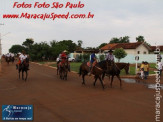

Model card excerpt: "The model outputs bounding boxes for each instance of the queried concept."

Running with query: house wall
[102,44,149,55]
[135,44,149,54]
[124,49,136,55]
[95,54,163,63]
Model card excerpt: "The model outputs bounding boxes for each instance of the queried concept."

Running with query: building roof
[151,45,163,51]
[100,42,151,51]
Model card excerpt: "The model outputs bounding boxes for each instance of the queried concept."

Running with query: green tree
[29,42,51,61]
[9,45,26,54]
[109,37,120,43]
[82,54,90,62]
[136,36,145,42]
[99,54,105,61]
[77,40,83,47]
[136,36,150,46]
[113,48,127,62]
[22,38,34,48]
[109,36,130,43]
[120,36,130,43]
[98,43,107,49]
[58,40,77,53]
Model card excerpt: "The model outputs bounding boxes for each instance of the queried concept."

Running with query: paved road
[0,61,162,122]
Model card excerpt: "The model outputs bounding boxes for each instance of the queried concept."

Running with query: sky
[0,0,163,54]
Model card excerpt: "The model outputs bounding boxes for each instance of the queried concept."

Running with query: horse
[11,57,15,64]
[18,58,29,81]
[115,63,130,74]
[5,56,11,64]
[59,59,69,80]
[79,60,114,89]
[102,61,122,87]
[102,63,129,82]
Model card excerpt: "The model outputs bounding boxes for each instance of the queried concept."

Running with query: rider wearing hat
[59,50,70,72]
[106,49,114,61]
[16,50,29,70]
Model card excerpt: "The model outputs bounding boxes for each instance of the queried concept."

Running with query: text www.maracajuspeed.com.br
[3,12,94,20]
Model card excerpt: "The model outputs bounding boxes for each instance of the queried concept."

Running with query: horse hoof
[82,82,85,85]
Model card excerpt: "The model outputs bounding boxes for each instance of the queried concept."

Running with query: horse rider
[5,53,11,61]
[6,53,11,58]
[57,53,62,65]
[88,51,97,76]
[105,49,114,61]
[59,50,70,72]
[16,50,29,70]
[10,53,14,58]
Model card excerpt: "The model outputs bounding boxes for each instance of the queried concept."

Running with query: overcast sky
[0,0,163,54]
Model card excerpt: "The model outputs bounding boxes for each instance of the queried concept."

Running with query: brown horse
[5,56,11,65]
[58,59,69,80]
[11,57,15,64]
[18,58,29,81]
[115,63,130,74]
[79,60,121,89]
[102,61,122,87]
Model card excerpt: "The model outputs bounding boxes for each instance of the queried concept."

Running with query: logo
[2,105,33,121]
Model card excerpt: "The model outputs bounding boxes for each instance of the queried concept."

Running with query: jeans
[144,71,148,79]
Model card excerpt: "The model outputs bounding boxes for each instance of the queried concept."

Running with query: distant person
[158,60,163,77]
[140,61,145,79]
[88,51,97,76]
[6,53,11,58]
[143,61,149,79]
[10,53,14,58]
[136,65,141,79]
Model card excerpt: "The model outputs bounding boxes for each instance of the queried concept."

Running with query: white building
[100,42,151,55]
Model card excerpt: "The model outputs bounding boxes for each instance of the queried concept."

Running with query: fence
[70,53,163,64]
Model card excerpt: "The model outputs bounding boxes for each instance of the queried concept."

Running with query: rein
[94,66,103,71]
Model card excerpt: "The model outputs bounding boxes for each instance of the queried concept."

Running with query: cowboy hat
[108,49,113,53]
[63,50,68,52]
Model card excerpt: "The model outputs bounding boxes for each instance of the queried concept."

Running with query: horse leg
[22,70,24,80]
[57,66,58,75]
[102,72,105,80]
[19,70,20,79]
[25,71,28,81]
[116,75,122,87]
[82,74,86,85]
[93,75,98,86]
[110,75,114,87]
[99,76,105,89]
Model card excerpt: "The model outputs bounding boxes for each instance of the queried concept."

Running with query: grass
[38,62,155,75]
[149,63,156,69]
[38,62,46,64]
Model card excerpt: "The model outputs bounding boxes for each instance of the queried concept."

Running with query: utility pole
[0,23,4,57]
[0,23,4,72]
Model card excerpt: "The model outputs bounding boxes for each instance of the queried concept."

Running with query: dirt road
[0,61,162,122]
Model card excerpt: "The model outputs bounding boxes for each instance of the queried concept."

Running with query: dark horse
[11,57,15,64]
[79,60,121,89]
[59,59,69,80]
[18,58,29,81]
[5,56,11,64]
[102,61,122,87]
[115,63,130,74]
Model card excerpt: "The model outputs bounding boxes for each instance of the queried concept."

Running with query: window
[144,51,147,54]
[137,51,140,54]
